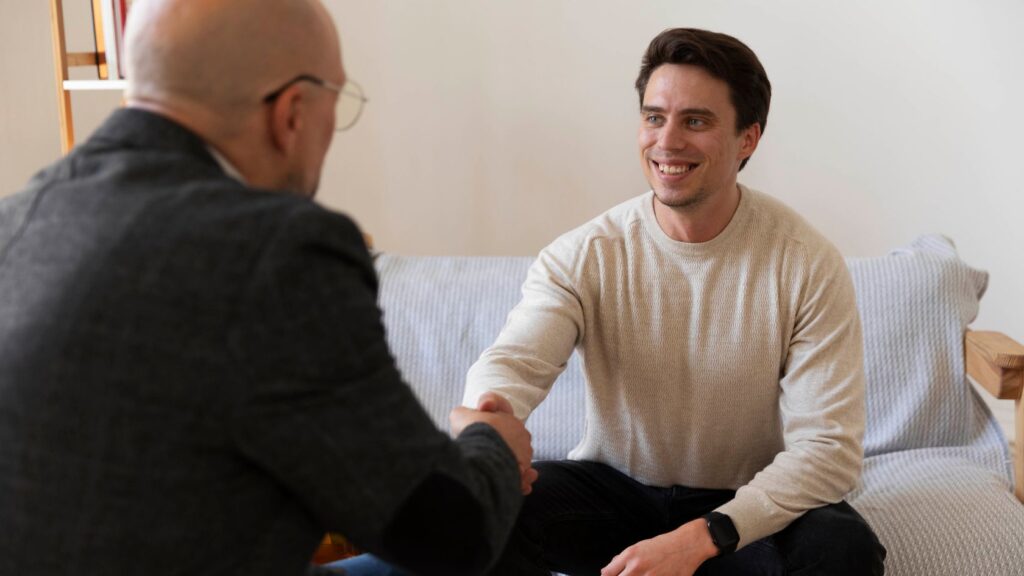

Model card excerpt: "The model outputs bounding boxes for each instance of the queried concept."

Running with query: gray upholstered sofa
[374,235,1024,575]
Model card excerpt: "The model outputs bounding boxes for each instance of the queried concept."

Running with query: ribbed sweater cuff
[714,491,785,550]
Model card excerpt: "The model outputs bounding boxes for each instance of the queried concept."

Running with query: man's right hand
[600,519,718,576]
[449,392,538,494]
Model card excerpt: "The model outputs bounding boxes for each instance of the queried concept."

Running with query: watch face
[705,512,739,554]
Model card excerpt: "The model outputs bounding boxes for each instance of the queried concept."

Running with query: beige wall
[3,0,1022,430]
[321,0,1024,432]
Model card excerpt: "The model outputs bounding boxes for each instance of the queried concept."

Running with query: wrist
[678,518,719,562]
[701,511,739,556]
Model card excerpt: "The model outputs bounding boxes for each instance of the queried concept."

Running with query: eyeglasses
[262,74,369,131]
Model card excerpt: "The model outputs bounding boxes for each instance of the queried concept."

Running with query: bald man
[0,1,530,575]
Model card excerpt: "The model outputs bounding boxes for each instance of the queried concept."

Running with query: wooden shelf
[50,0,126,154]
[63,79,127,91]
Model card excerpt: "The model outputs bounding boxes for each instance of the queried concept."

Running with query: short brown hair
[635,28,771,170]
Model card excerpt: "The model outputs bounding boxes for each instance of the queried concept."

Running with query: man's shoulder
[6,140,365,283]
[90,138,363,253]
[155,188,369,288]
[236,192,366,255]
[542,192,648,258]
[68,107,361,241]
[744,187,842,263]
[195,185,358,237]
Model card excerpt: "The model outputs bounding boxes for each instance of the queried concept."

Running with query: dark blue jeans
[332,460,886,576]
[491,460,886,576]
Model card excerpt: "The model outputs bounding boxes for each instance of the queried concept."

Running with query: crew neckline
[639,183,753,255]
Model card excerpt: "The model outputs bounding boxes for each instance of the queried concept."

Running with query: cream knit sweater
[464,185,866,548]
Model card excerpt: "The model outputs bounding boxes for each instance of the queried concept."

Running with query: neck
[208,134,287,192]
[126,99,288,191]
[653,183,742,243]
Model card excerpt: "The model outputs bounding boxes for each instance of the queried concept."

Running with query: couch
[373,234,1024,575]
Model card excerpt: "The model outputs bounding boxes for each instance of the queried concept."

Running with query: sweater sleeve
[463,236,585,420]
[228,203,523,575]
[715,245,866,548]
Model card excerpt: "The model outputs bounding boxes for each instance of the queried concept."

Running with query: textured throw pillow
[847,235,993,456]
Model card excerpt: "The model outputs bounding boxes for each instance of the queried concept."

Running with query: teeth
[658,163,692,175]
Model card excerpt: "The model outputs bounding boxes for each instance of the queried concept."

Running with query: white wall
[3,0,1021,431]
[318,0,1024,431]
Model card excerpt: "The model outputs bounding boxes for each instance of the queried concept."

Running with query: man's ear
[267,87,305,156]
[737,122,762,162]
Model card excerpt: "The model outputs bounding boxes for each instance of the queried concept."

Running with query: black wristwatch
[702,512,739,555]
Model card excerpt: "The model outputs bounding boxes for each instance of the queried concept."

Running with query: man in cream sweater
[459,28,886,576]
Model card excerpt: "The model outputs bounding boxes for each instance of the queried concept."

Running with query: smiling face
[638,64,760,212]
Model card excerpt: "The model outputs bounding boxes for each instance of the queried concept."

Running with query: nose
[657,121,688,152]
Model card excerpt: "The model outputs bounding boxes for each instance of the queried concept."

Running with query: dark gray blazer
[0,109,521,576]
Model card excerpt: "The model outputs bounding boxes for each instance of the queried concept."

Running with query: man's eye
[645,115,663,125]
[687,118,707,128]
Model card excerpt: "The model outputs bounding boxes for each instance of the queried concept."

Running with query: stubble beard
[653,185,712,212]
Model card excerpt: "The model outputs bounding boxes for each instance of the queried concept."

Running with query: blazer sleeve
[227,202,522,575]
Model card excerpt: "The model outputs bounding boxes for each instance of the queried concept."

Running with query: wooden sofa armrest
[965,330,1024,503]
[966,330,1024,399]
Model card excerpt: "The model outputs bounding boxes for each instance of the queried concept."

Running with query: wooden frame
[966,329,1024,502]
[49,0,124,155]
[49,0,76,154]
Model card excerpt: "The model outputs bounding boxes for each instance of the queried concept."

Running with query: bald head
[125,0,342,131]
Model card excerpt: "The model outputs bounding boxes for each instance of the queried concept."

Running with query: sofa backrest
[376,255,586,460]
[375,235,995,461]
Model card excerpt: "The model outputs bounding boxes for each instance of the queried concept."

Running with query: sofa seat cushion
[850,447,1024,575]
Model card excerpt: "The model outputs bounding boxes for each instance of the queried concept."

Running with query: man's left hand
[600,518,719,576]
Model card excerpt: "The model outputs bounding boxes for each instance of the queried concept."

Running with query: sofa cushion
[850,447,1024,574]
[846,235,999,456]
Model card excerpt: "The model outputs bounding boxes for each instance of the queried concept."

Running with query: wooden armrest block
[964,331,1024,503]
[966,331,1024,400]
[969,330,1024,369]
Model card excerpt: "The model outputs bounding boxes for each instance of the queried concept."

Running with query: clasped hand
[449,392,539,495]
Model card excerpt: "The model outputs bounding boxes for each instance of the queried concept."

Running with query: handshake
[450,392,539,495]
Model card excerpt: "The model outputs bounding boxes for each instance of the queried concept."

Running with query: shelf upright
[49,0,123,154]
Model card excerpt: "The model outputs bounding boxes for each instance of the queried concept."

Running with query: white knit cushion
[846,235,1002,456]
[849,447,1024,575]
